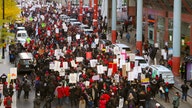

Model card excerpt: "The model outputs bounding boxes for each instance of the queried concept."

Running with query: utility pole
[2,0,5,59]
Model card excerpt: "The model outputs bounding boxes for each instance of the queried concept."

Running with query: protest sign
[128,72,134,81]
[95,38,99,44]
[54,61,61,71]
[119,97,124,108]
[71,60,77,67]
[10,68,17,79]
[114,74,119,83]
[126,62,131,71]
[129,53,135,61]
[49,62,55,70]
[59,68,65,76]
[122,65,127,77]
[107,68,112,76]
[69,73,77,83]
[63,62,68,69]
[103,66,108,72]
[92,75,100,81]
[97,65,104,74]
[76,34,80,40]
[76,57,84,62]
[90,59,98,67]
[86,52,92,60]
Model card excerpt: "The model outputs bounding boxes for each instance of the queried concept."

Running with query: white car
[109,43,131,54]
[135,56,149,69]
[16,30,29,45]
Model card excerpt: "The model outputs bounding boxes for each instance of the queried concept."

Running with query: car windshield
[22,33,28,37]
[20,59,32,65]
[138,59,147,63]
[17,33,22,37]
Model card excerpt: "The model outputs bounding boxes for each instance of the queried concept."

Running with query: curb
[173,86,192,98]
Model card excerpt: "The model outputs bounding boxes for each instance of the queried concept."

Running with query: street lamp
[2,0,5,59]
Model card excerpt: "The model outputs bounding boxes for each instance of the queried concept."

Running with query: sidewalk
[0,46,17,108]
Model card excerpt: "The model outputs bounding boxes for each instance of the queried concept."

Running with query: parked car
[109,43,131,54]
[135,56,149,69]
[15,52,35,73]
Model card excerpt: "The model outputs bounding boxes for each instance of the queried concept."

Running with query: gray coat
[172,96,180,108]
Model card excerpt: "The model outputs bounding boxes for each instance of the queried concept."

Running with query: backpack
[165,88,169,92]
[6,97,12,106]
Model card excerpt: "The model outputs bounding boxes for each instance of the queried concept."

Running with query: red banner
[86,52,92,60]
[79,0,83,22]
[68,0,71,15]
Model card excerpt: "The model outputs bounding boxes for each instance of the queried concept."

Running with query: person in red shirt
[63,84,70,104]
[167,58,172,69]
[55,83,65,108]
[4,96,12,108]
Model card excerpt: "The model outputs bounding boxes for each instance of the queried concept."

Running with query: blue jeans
[182,93,187,101]
[57,98,63,106]
[64,97,69,104]
[145,100,150,108]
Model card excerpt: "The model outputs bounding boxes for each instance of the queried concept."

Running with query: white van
[148,65,175,85]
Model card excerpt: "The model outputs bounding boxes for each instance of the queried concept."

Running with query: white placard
[126,62,131,71]
[69,73,77,83]
[63,62,68,69]
[10,68,17,79]
[114,46,120,55]
[133,66,142,73]
[107,68,112,76]
[105,46,109,52]
[55,28,59,33]
[141,73,145,80]
[113,59,118,64]
[84,81,90,87]
[71,60,76,67]
[119,98,124,108]
[128,72,134,81]
[54,49,62,57]
[76,57,84,62]
[129,53,135,61]
[76,34,80,40]
[54,61,61,71]
[97,65,104,74]
[155,43,159,48]
[90,59,98,67]
[95,38,99,44]
[67,36,72,43]
[49,62,55,70]
[59,68,65,76]
[135,61,139,67]
[92,75,100,81]
[114,74,119,83]
[161,49,165,56]
[163,52,167,60]
[119,59,126,69]
[103,66,108,72]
